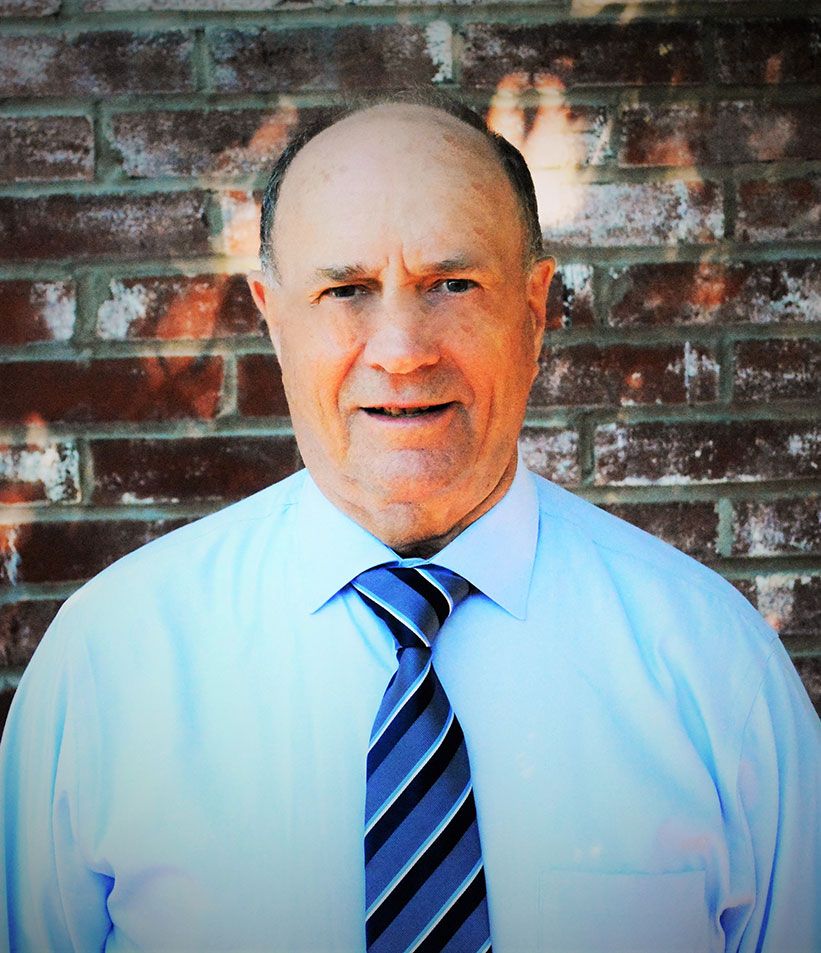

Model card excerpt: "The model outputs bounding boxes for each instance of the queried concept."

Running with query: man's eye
[324,285,362,300]
[434,278,476,294]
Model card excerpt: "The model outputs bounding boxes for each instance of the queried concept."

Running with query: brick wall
[0,0,818,720]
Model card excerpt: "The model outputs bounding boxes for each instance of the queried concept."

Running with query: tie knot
[352,564,470,649]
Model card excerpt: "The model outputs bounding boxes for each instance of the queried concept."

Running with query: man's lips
[361,401,456,418]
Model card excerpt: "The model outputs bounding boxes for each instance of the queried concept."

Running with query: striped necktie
[352,564,492,953]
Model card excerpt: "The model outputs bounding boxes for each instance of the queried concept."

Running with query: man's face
[250,105,554,554]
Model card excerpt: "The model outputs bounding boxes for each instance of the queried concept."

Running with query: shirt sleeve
[0,611,112,953]
[729,638,820,953]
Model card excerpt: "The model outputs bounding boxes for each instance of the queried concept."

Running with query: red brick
[546,264,594,330]
[517,427,579,486]
[0,518,186,585]
[539,181,722,247]
[601,501,719,561]
[96,274,262,341]
[0,0,59,14]
[736,178,821,243]
[0,116,93,182]
[0,192,210,262]
[0,599,62,668]
[0,442,79,505]
[0,357,223,425]
[0,31,194,98]
[237,353,289,418]
[110,106,334,179]
[620,102,821,167]
[606,261,821,327]
[714,19,820,85]
[461,22,705,89]
[734,339,820,402]
[594,421,820,486]
[487,101,613,169]
[0,279,76,344]
[733,498,821,557]
[530,343,718,408]
[91,435,299,504]
[792,657,821,713]
[211,25,440,93]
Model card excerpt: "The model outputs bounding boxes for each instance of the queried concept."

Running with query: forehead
[272,105,525,275]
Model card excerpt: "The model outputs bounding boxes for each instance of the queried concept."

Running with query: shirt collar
[295,456,539,620]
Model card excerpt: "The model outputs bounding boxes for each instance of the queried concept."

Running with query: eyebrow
[312,257,481,284]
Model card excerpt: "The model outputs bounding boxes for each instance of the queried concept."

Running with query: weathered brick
[0,442,80,505]
[461,22,705,89]
[594,421,820,486]
[745,574,820,644]
[216,190,260,258]
[620,102,821,167]
[109,106,334,179]
[734,339,821,402]
[539,181,722,247]
[530,343,718,408]
[733,498,821,557]
[0,279,76,344]
[606,261,821,327]
[487,100,613,168]
[211,25,440,93]
[0,192,211,262]
[517,427,579,486]
[0,0,60,14]
[601,501,719,561]
[236,353,289,417]
[96,274,262,341]
[0,31,194,98]
[0,357,223,425]
[546,264,594,330]
[91,435,299,504]
[0,518,186,586]
[736,178,821,243]
[0,116,93,182]
[714,19,820,85]
[0,599,62,668]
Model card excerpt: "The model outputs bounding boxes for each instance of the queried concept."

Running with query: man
[0,94,818,953]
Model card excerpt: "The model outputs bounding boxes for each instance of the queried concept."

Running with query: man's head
[248,95,554,557]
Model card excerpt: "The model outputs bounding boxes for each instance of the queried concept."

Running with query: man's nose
[361,296,440,375]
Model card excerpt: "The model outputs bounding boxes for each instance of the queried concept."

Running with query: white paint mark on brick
[754,573,810,632]
[425,21,453,83]
[2,528,21,587]
[97,280,150,339]
[0,442,80,503]
[30,281,75,341]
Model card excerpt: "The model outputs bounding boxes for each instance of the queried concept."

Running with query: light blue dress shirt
[0,463,818,953]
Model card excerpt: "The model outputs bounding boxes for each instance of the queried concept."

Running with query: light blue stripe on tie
[366,779,473,918]
[365,709,455,835]
[369,659,432,750]
[415,567,454,613]
[406,858,484,953]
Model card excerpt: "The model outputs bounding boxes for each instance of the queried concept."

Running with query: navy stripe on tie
[365,714,463,863]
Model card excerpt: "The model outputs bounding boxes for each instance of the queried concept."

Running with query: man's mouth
[363,402,453,418]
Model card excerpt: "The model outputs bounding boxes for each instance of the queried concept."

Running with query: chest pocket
[538,868,709,953]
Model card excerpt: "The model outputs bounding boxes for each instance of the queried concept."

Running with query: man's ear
[247,270,282,358]
[526,256,556,357]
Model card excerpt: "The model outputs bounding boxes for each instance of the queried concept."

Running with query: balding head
[258,94,543,278]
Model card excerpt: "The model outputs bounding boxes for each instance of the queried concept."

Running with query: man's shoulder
[64,469,307,610]
[530,471,768,633]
